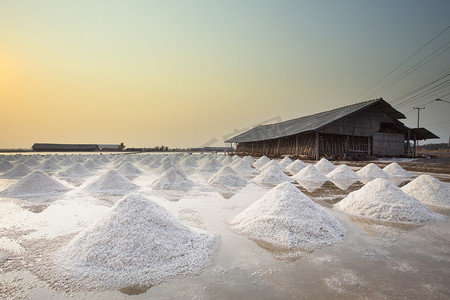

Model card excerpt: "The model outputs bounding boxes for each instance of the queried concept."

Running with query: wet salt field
[0,153,449,299]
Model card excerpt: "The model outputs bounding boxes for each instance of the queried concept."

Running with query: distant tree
[120,142,125,151]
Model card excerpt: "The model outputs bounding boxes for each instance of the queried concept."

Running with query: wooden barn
[226,99,438,159]
[32,143,122,152]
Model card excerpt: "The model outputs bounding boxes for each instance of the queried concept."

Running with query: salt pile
[23,157,40,168]
[220,155,233,166]
[37,160,62,172]
[0,170,71,197]
[292,165,328,192]
[87,170,138,193]
[58,158,74,167]
[356,163,389,180]
[83,160,101,171]
[243,155,255,165]
[152,167,194,191]
[231,159,260,176]
[54,193,217,289]
[279,156,293,168]
[383,162,413,178]
[0,160,14,172]
[197,157,223,173]
[326,165,361,190]
[259,160,287,173]
[179,155,198,170]
[314,158,336,174]
[336,178,441,224]
[253,156,271,169]
[286,159,307,174]
[402,175,450,209]
[0,163,32,179]
[117,162,143,176]
[208,166,248,187]
[253,165,293,185]
[57,163,92,178]
[229,182,346,251]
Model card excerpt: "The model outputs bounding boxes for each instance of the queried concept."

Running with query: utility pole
[413,107,425,128]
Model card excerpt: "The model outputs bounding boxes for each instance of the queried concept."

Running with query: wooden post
[263,141,266,155]
[413,134,417,158]
[367,137,371,156]
[315,132,319,160]
[276,139,280,156]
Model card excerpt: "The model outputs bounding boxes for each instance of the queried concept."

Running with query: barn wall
[372,133,405,156]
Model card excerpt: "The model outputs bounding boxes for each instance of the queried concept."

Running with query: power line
[354,26,449,100]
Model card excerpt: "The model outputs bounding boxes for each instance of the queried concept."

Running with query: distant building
[226,98,438,159]
[31,143,122,152]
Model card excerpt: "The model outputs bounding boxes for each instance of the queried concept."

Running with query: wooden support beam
[315,132,319,160]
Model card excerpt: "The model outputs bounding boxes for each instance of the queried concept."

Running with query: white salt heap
[0,170,71,197]
[58,158,74,167]
[179,155,198,170]
[230,182,346,250]
[87,170,138,193]
[83,160,101,171]
[231,159,260,176]
[292,165,328,192]
[152,167,194,191]
[279,156,293,168]
[356,163,389,179]
[117,162,143,176]
[57,163,92,178]
[243,155,255,165]
[383,162,413,178]
[259,160,287,173]
[326,164,361,190]
[197,156,223,173]
[336,178,441,224]
[314,158,336,174]
[286,159,307,174]
[23,157,40,168]
[253,165,293,185]
[253,156,271,169]
[0,163,32,179]
[54,193,217,289]
[220,155,233,166]
[402,175,450,209]
[0,160,14,172]
[208,166,248,187]
[37,160,62,172]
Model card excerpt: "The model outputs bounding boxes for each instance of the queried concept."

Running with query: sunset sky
[1,0,449,149]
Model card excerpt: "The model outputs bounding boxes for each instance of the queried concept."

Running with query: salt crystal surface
[231,160,260,176]
[293,165,328,182]
[253,165,293,185]
[315,158,336,174]
[253,156,271,169]
[279,156,293,168]
[0,170,71,197]
[356,163,389,179]
[336,178,441,224]
[54,193,217,288]
[383,163,413,178]
[259,160,287,173]
[86,170,138,193]
[22,157,40,168]
[0,160,14,172]
[117,162,143,176]
[152,167,194,191]
[286,159,307,174]
[326,164,361,190]
[207,166,248,187]
[0,163,32,179]
[57,163,92,178]
[402,175,450,209]
[197,157,223,173]
[36,160,62,172]
[58,158,74,167]
[179,155,198,170]
[230,182,346,250]
[83,160,101,171]
[243,155,255,165]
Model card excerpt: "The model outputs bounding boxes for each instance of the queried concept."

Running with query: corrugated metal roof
[410,128,439,140]
[226,98,405,143]
[32,143,98,150]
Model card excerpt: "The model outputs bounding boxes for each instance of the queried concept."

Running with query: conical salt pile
[279,156,293,168]
[253,156,271,169]
[0,163,32,179]
[0,170,70,197]
[23,157,40,168]
[259,160,287,173]
[336,178,441,224]
[230,182,346,250]
[83,160,101,171]
[0,160,14,172]
[87,170,138,193]
[286,159,307,175]
[402,175,450,209]
[58,158,74,167]
[356,163,389,179]
[383,162,413,178]
[54,193,217,289]
[117,162,143,176]
[197,157,223,173]
[57,163,92,178]
[37,160,62,172]
[326,164,361,190]
[314,158,336,174]
[208,166,248,187]
[231,159,260,176]
[219,155,233,166]
[253,165,293,185]
[293,165,328,192]
[243,155,255,165]
[179,155,198,170]
[152,167,194,191]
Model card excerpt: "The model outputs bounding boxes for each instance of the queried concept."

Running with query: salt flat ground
[0,154,449,299]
